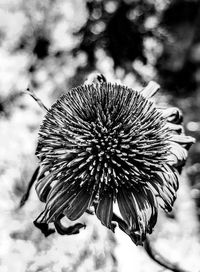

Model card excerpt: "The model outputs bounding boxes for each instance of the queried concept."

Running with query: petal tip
[141,81,160,99]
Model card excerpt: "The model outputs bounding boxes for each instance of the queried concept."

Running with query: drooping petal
[96,193,113,229]
[54,215,86,235]
[64,186,93,221]
[162,164,179,191]
[149,165,179,212]
[163,163,180,191]
[143,187,158,233]
[165,122,183,134]
[169,134,195,150]
[117,186,158,243]
[112,212,142,245]
[117,188,138,231]
[44,182,80,222]
[33,218,55,237]
[131,189,152,236]
[35,171,55,202]
[168,141,188,167]
[159,107,183,124]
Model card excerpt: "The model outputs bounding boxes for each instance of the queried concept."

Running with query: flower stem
[144,238,189,272]
[25,87,48,111]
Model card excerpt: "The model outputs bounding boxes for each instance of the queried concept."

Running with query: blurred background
[0,0,200,271]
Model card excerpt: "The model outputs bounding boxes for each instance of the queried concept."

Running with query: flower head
[34,75,195,244]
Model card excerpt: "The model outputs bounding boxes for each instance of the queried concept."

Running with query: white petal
[159,107,182,124]
[165,122,183,134]
[141,81,160,99]
[169,134,195,147]
[168,141,188,164]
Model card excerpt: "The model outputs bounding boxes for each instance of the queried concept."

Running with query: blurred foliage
[73,0,162,80]
[73,0,152,69]
[0,0,200,271]
[157,0,200,95]
[73,0,200,96]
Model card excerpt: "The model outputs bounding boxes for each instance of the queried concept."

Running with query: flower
[34,75,195,244]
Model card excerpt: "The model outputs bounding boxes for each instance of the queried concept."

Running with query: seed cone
[35,76,195,244]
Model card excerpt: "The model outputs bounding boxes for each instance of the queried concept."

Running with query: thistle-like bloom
[34,75,194,244]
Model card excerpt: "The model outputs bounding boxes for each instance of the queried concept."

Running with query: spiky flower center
[37,83,169,199]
